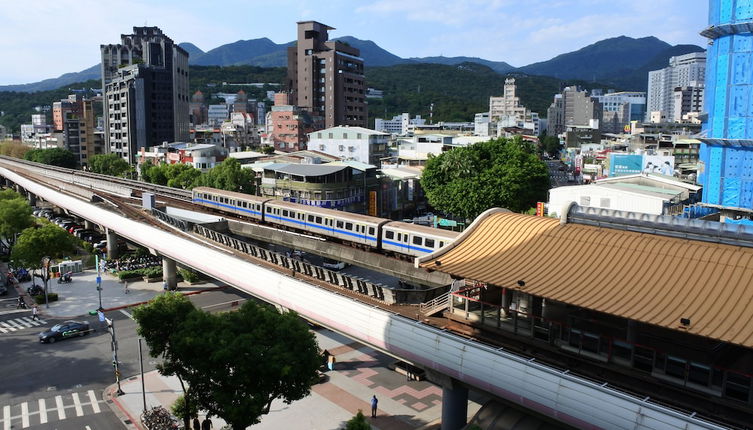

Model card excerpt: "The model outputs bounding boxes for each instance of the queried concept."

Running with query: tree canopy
[133,294,321,430]
[0,191,34,252]
[192,158,255,193]
[421,137,550,220]
[11,221,79,268]
[24,148,77,168]
[89,154,131,177]
[540,135,562,158]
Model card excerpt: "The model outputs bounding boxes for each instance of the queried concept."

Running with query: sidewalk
[105,329,482,430]
[2,264,222,319]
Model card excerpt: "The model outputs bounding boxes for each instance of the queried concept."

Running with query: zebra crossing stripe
[5,320,24,330]
[15,318,33,328]
[20,401,29,428]
[38,398,47,424]
[3,405,9,430]
[0,321,16,332]
[87,390,100,413]
[0,325,8,334]
[55,395,65,420]
[72,392,83,417]
[20,317,42,327]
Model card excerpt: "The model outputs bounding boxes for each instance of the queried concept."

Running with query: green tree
[132,293,198,430]
[421,137,550,220]
[540,135,562,158]
[0,194,34,252]
[165,163,201,189]
[133,297,321,430]
[142,163,169,186]
[344,410,371,430]
[89,154,131,177]
[171,393,199,424]
[10,222,79,268]
[192,158,254,193]
[24,147,77,168]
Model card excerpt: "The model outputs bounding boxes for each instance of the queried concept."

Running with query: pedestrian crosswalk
[0,390,104,429]
[0,317,46,333]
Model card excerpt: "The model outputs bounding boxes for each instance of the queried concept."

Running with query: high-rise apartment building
[52,94,84,132]
[546,87,602,136]
[647,52,706,122]
[286,21,367,129]
[100,26,189,163]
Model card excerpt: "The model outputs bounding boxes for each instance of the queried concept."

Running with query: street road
[0,288,247,429]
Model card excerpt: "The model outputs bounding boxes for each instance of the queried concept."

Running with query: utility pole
[95,254,104,311]
[41,257,51,309]
[106,316,125,396]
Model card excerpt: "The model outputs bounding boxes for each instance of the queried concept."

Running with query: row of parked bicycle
[104,254,162,272]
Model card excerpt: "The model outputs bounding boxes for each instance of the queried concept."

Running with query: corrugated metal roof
[417,209,753,348]
[272,164,349,176]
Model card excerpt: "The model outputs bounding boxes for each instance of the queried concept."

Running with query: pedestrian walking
[371,395,378,418]
[327,353,336,371]
[124,280,129,294]
[192,417,201,430]
[163,280,168,292]
[31,304,39,321]
[201,417,213,430]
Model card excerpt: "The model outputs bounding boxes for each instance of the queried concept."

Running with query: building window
[343,133,348,139]
[328,133,333,138]
[338,145,344,151]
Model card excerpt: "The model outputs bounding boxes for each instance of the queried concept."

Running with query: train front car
[381,221,460,258]
[192,187,267,222]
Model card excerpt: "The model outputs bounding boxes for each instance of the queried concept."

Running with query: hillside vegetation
[0,64,614,133]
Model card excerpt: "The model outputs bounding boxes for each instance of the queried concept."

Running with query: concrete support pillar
[84,220,94,229]
[27,193,36,207]
[162,257,177,291]
[106,228,119,260]
[441,382,468,430]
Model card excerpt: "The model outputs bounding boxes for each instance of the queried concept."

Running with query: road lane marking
[3,405,9,430]
[119,309,133,320]
[0,321,18,331]
[20,402,28,428]
[13,318,33,328]
[20,317,42,326]
[87,390,100,414]
[55,395,65,420]
[72,392,83,416]
[38,399,47,424]
[0,325,8,333]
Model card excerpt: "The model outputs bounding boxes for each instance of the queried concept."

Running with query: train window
[439,241,445,248]
[346,222,353,230]
[337,220,344,228]
[413,236,422,245]
[386,231,394,239]
[368,227,375,235]
[425,238,435,248]
[316,216,322,224]
[266,206,271,213]
[397,233,402,241]
[290,211,296,218]
[308,215,314,222]
[283,210,288,217]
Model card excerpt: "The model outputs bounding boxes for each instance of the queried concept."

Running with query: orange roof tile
[417,209,753,348]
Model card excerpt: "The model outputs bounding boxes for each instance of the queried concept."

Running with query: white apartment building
[488,78,540,136]
[374,113,426,135]
[647,52,706,122]
[474,112,491,137]
[207,104,230,126]
[307,126,389,166]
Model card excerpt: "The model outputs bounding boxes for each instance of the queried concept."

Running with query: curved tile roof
[418,209,753,348]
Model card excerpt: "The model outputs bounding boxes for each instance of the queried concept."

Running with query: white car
[322,260,347,271]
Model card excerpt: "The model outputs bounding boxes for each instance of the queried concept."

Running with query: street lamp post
[95,254,103,311]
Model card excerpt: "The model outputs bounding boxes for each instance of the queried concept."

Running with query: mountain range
[0,35,703,93]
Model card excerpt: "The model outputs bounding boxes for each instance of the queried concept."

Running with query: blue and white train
[192,187,459,258]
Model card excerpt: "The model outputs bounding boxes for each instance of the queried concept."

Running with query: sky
[0,0,708,85]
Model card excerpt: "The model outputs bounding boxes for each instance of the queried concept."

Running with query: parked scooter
[27,284,44,296]
[57,271,73,284]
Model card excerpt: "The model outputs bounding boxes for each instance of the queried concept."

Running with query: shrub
[170,394,198,423]
[118,270,145,280]
[33,292,58,304]
[178,268,200,283]
[142,267,163,278]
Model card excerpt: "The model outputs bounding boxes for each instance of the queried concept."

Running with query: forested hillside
[0,63,613,134]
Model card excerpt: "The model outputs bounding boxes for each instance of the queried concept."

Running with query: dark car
[39,320,91,343]
[0,284,7,296]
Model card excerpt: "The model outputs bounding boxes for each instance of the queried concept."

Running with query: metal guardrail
[151,208,189,231]
[193,224,395,304]
[419,292,449,316]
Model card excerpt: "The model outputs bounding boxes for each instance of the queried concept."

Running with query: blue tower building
[699,0,753,209]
